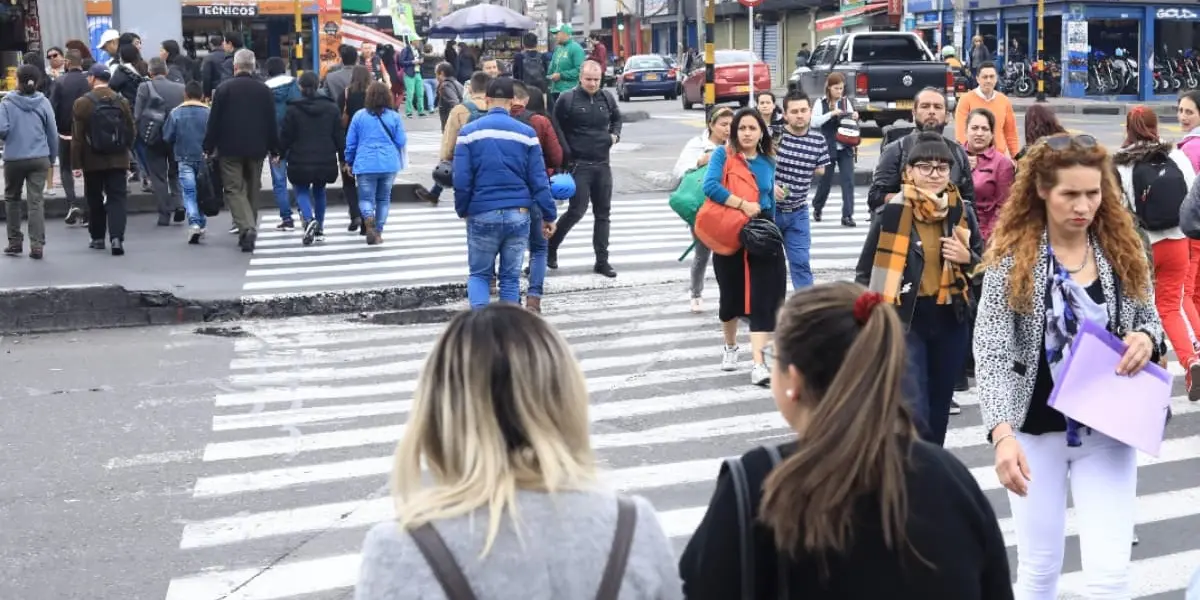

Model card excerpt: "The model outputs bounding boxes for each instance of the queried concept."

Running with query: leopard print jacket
[973,236,1165,438]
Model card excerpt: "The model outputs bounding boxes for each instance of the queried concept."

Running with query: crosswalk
[243,193,876,299]
[160,284,1200,599]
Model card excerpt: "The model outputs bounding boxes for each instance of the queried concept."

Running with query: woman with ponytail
[681,282,1011,598]
[280,71,345,247]
[0,64,59,259]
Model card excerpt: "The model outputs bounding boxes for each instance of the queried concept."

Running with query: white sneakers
[690,297,704,313]
[721,344,770,386]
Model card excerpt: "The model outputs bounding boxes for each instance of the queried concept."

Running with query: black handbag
[196,158,224,217]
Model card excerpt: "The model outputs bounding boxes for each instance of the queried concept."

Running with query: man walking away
[265,57,301,231]
[135,56,186,226]
[773,91,829,290]
[512,33,550,109]
[547,25,585,109]
[398,37,428,118]
[72,62,135,256]
[204,49,280,253]
[549,60,621,277]
[51,49,91,226]
[163,82,211,244]
[415,71,490,205]
[511,80,564,313]
[0,65,58,259]
[199,34,230,99]
[454,77,557,310]
[321,45,358,105]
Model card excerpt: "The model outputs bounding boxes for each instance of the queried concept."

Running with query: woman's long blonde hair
[392,305,596,555]
[979,136,1150,313]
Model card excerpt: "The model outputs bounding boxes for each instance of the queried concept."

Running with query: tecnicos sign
[1156,7,1197,20]
[183,4,260,17]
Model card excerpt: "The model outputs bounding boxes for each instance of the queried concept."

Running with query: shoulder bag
[694,146,754,256]
[834,97,861,147]
[724,445,790,600]
[408,495,639,600]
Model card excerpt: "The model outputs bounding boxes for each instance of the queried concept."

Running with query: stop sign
[737,0,763,7]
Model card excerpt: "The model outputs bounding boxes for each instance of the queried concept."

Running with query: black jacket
[281,94,344,186]
[109,64,145,108]
[553,87,622,164]
[203,72,279,159]
[50,68,90,135]
[201,50,232,98]
[867,130,976,213]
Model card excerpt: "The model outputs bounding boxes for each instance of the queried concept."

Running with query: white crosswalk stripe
[244,194,875,298]
[160,285,1200,599]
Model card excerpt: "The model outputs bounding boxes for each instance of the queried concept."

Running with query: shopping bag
[669,167,708,226]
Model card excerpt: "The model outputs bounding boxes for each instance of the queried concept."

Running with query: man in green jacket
[548,24,585,108]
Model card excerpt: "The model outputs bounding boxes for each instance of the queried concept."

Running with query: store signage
[323,21,340,36]
[183,4,260,17]
[1156,7,1197,20]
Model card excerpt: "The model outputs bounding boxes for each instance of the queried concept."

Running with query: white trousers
[1009,430,1137,600]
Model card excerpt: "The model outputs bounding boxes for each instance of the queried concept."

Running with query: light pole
[703,0,715,120]
[1035,0,1046,101]
[294,0,304,74]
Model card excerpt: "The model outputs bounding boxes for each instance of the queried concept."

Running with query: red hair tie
[853,291,883,324]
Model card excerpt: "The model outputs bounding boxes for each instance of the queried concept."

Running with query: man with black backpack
[135,57,185,226]
[512,33,550,110]
[71,62,136,256]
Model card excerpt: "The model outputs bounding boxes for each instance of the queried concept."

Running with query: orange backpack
[694,147,756,256]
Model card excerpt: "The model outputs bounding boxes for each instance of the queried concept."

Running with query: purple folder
[1047,319,1172,456]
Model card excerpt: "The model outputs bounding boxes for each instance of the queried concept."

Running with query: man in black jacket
[548,60,622,277]
[200,34,235,99]
[203,49,279,253]
[50,49,91,225]
[867,87,975,214]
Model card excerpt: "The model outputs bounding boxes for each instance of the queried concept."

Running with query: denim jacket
[163,102,210,163]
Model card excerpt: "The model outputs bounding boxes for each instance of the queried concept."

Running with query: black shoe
[348,218,362,233]
[594,263,617,278]
[240,229,257,253]
[547,248,558,269]
[302,220,318,246]
[110,238,124,256]
[89,239,105,250]
[173,208,186,223]
[841,216,856,227]
[813,209,822,222]
[64,207,83,225]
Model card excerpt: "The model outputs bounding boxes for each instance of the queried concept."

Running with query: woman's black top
[680,441,1013,600]
[1020,278,1105,435]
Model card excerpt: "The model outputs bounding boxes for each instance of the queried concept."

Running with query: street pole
[747,5,754,106]
[676,0,686,60]
[294,0,304,75]
[1035,0,1046,101]
[704,0,715,120]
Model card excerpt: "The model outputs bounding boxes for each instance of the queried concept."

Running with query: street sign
[737,0,763,8]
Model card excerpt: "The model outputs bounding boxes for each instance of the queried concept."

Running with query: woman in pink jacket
[962,107,1015,242]
[1177,91,1200,369]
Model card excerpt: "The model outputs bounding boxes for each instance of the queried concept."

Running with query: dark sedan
[617,54,679,101]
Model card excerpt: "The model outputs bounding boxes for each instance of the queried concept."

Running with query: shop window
[1087,18,1139,95]
[1153,8,1200,93]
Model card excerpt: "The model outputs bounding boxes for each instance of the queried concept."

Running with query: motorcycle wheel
[1172,77,1184,91]
[1188,76,1199,90]
[1016,78,1035,97]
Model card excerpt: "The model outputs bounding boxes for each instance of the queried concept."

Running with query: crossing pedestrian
[356,305,680,599]
[856,132,981,446]
[50,50,90,226]
[1014,103,1067,163]
[397,37,428,118]
[337,65,370,235]
[265,57,301,232]
[454,77,556,310]
[162,81,211,244]
[962,107,1015,240]
[280,71,345,247]
[954,61,1019,157]
[72,62,135,256]
[810,72,859,226]
[1,64,58,260]
[320,44,357,105]
[415,70,489,206]
[773,90,830,290]
[674,106,734,313]
[701,108,785,386]
[754,91,784,141]
[681,282,1013,599]
[975,133,1164,598]
[345,81,407,246]
[135,57,185,227]
[546,25,585,108]
[199,34,232,100]
[511,80,563,313]
[549,60,621,277]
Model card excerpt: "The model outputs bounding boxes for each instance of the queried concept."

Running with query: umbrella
[426,4,537,39]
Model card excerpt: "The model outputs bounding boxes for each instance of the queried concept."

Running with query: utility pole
[294,0,304,74]
[1035,0,1046,101]
[704,0,715,119]
[581,0,590,38]
[676,0,686,60]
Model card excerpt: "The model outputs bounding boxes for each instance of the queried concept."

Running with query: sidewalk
[1007,96,1179,120]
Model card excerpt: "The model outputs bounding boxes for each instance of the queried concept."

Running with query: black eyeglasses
[912,162,952,177]
[1039,134,1098,151]
[46,53,60,59]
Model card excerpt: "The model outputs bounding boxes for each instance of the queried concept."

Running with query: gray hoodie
[0,91,58,163]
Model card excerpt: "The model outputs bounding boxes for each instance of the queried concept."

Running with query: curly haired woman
[974,134,1165,599]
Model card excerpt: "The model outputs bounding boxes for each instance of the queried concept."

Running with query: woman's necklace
[1062,244,1091,274]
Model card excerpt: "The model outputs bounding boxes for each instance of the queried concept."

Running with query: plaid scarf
[869,183,971,305]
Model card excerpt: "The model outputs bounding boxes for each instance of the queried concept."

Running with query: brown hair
[365,81,394,114]
[1023,104,1067,147]
[981,136,1151,312]
[348,65,372,95]
[824,72,846,97]
[65,39,93,61]
[760,282,920,574]
[1123,105,1159,147]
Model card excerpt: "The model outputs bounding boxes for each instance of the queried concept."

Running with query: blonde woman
[354,305,682,600]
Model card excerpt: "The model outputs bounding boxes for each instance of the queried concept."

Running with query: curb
[1010,102,1179,122]
[622,110,651,123]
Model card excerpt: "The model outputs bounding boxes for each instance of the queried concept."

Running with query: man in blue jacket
[454,76,557,310]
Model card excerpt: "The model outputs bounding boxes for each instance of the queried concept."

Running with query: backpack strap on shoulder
[594,496,638,600]
[408,522,480,600]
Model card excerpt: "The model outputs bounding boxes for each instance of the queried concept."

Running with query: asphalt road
[3,281,1200,599]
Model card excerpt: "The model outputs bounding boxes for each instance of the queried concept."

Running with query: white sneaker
[187,225,203,245]
[690,297,704,313]
[721,345,739,371]
[750,363,770,386]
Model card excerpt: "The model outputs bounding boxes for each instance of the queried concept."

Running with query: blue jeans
[178,159,206,228]
[467,208,530,309]
[423,79,437,110]
[813,145,856,220]
[357,172,395,232]
[775,207,813,290]
[902,300,969,446]
[295,182,327,225]
[527,204,548,297]
[270,159,292,220]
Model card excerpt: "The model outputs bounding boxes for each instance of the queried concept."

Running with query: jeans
[3,157,50,247]
[527,204,548,297]
[812,145,856,220]
[404,74,426,115]
[902,300,968,446]
[774,207,813,290]
[296,182,328,226]
[177,159,207,228]
[270,159,292,220]
[548,161,613,263]
[357,172,396,231]
[423,79,437,110]
[1009,430,1136,599]
[1151,238,1200,369]
[467,208,530,308]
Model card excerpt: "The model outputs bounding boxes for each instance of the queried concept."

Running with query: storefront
[912,10,953,51]
[814,2,891,33]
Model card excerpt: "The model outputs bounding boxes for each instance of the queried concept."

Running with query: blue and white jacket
[453,107,557,221]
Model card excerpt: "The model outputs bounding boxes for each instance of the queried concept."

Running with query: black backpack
[85,92,131,154]
[521,50,548,93]
[137,81,169,149]
[1132,155,1189,231]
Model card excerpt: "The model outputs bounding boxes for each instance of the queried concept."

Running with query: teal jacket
[548,40,586,94]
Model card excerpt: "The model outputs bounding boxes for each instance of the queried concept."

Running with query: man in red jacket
[510,80,563,312]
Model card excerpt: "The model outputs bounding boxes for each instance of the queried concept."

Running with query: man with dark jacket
[320,45,357,105]
[549,60,621,277]
[203,49,279,253]
[867,87,975,214]
[71,63,135,256]
[200,34,235,99]
[50,49,91,225]
[135,57,186,226]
